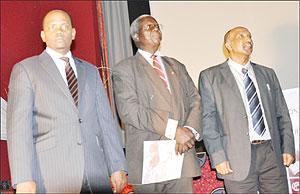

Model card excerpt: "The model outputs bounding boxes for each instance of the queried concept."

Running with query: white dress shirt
[228,58,271,142]
[46,47,77,86]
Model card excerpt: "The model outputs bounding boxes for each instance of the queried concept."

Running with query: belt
[251,140,268,145]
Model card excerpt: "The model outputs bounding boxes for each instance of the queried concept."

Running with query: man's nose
[153,26,160,31]
[244,37,252,42]
[54,26,64,33]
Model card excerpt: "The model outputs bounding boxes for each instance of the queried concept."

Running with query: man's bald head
[42,9,73,30]
[224,26,249,46]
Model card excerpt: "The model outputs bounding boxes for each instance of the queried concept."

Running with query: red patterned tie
[60,57,79,106]
[151,55,168,88]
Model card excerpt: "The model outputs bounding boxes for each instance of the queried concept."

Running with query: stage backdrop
[150,1,299,90]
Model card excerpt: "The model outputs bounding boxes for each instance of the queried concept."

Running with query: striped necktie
[60,57,79,106]
[151,55,168,88]
[242,68,266,136]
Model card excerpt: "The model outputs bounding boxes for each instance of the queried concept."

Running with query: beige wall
[150,1,299,89]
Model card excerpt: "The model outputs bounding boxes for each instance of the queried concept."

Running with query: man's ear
[40,31,46,42]
[225,42,231,51]
[72,28,76,40]
[134,33,139,41]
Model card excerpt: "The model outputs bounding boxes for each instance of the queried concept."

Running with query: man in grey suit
[112,15,202,193]
[7,9,127,193]
[199,26,295,193]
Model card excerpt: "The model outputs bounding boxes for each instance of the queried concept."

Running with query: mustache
[245,41,252,45]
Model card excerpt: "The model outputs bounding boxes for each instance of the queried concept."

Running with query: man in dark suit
[199,26,295,193]
[112,15,202,193]
[7,9,127,193]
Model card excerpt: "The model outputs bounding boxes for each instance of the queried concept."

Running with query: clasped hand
[215,161,233,175]
[175,126,195,155]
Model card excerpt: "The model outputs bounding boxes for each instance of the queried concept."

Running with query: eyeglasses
[46,23,72,32]
[142,24,163,31]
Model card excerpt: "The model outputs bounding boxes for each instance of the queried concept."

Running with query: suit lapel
[252,63,272,129]
[162,57,181,119]
[39,51,73,100]
[136,53,171,104]
[38,51,80,112]
[162,57,181,99]
[163,57,178,95]
[74,57,86,110]
[220,61,245,102]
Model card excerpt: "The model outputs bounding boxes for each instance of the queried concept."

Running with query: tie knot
[60,57,70,63]
[151,54,157,60]
[242,68,248,75]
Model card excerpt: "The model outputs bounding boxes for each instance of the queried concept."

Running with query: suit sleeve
[6,62,37,187]
[198,70,227,168]
[179,62,202,137]
[112,63,168,137]
[95,69,128,174]
[271,70,295,156]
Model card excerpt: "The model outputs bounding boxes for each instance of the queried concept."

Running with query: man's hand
[282,153,295,167]
[175,126,195,154]
[215,161,233,175]
[16,181,36,193]
[110,171,127,194]
[175,143,189,155]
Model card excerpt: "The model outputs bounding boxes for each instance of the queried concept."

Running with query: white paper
[164,119,178,140]
[1,97,7,140]
[142,140,184,184]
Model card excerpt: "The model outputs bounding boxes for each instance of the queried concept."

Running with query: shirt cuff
[165,119,178,139]
[184,126,201,141]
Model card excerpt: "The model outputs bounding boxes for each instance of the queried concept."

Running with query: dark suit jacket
[199,60,295,181]
[112,52,202,184]
[7,51,127,193]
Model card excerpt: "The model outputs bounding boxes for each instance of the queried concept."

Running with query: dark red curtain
[95,1,114,112]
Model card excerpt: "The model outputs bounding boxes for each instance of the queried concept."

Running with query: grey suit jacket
[112,52,201,184]
[199,60,295,181]
[7,51,127,193]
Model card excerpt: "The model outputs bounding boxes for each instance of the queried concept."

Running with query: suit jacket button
[246,132,249,136]
[77,141,82,145]
[79,118,82,123]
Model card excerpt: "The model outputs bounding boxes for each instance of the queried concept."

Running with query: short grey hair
[130,14,152,41]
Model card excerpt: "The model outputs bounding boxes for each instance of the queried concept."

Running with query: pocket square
[266,83,270,91]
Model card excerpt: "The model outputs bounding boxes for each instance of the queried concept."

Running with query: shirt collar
[228,58,252,74]
[46,47,73,61]
[138,49,161,59]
